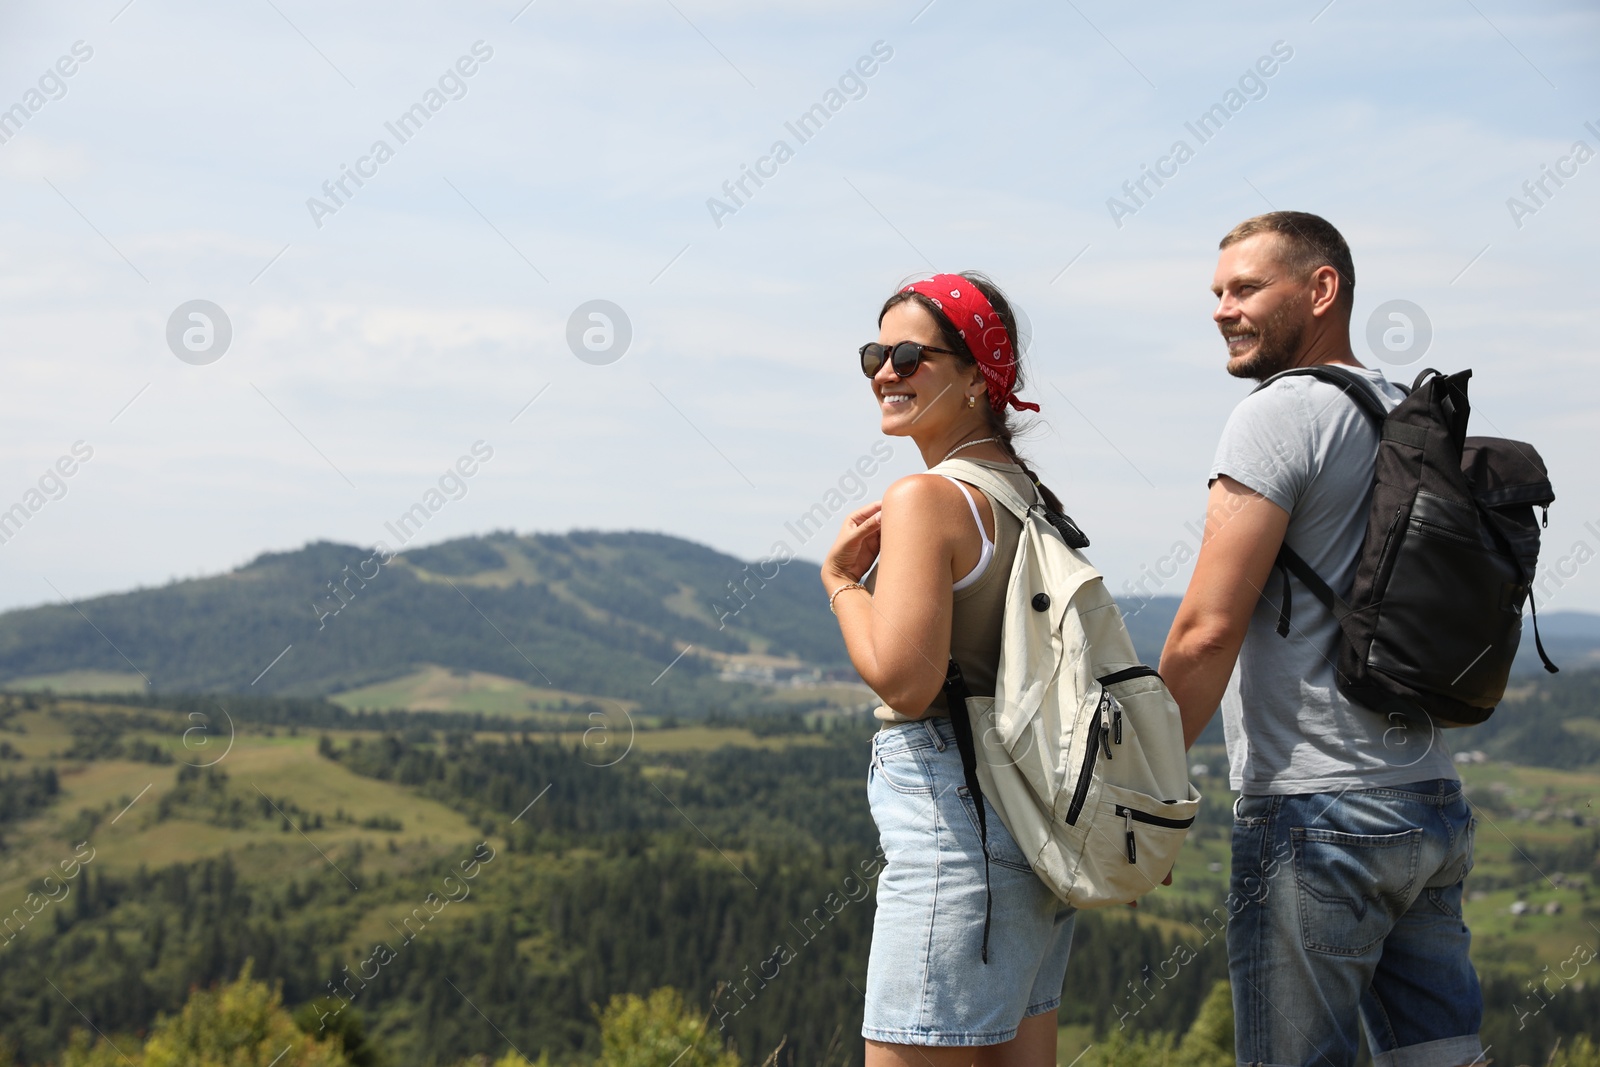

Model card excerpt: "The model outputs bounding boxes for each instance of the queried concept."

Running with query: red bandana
[900,274,1040,413]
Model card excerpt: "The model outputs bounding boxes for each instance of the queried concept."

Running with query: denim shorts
[1229,779,1483,1067]
[862,716,1077,1047]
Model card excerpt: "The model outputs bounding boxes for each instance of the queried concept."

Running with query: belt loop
[924,717,946,751]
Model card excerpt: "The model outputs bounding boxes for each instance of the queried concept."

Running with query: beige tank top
[865,460,1035,726]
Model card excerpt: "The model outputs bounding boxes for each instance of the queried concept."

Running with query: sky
[0,0,1596,617]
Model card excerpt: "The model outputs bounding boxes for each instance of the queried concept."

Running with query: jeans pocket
[872,745,933,796]
[956,785,1035,874]
[1293,826,1422,957]
[1233,794,1273,828]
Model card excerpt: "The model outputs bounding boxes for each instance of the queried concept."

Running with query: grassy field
[591,725,832,754]
[1456,762,1600,971]
[328,662,873,721]
[4,670,148,694]
[329,663,640,717]
[0,700,484,912]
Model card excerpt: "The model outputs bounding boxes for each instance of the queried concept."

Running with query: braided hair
[878,271,1064,514]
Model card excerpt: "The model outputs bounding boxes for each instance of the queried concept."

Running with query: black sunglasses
[859,340,958,379]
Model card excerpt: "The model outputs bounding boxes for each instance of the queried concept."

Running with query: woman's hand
[824,477,957,713]
[820,501,883,588]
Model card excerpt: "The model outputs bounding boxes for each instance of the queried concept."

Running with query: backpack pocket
[1368,491,1524,706]
[1463,435,1553,579]
[1067,781,1199,909]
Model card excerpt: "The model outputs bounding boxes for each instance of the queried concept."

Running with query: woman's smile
[880,391,915,409]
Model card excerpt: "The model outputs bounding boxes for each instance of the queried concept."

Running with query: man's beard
[1224,301,1306,381]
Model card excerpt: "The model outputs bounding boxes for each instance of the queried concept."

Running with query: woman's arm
[822,475,964,716]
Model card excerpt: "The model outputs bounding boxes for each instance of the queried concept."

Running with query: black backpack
[1255,365,1557,726]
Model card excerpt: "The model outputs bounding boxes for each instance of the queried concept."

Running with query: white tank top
[941,476,994,591]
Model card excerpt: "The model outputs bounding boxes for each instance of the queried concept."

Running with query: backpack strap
[1273,544,1354,635]
[930,459,1091,549]
[1252,364,1391,426]
[1252,366,1391,645]
[942,659,993,964]
[1526,590,1560,674]
[928,459,1038,521]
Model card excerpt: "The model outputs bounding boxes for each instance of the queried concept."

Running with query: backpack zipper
[1095,667,1158,748]
[1116,804,1198,864]
[1065,693,1110,826]
[1117,805,1197,829]
[1096,666,1162,685]
[1372,505,1407,593]
[1065,668,1165,827]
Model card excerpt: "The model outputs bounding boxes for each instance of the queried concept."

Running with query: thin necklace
[943,436,999,462]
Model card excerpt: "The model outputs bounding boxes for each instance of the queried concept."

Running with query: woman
[822,273,1075,1065]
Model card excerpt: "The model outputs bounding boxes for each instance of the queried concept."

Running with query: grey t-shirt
[1210,365,1458,795]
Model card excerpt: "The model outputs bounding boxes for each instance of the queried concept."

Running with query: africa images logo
[166,300,232,365]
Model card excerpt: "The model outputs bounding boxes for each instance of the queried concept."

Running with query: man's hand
[1124,868,1175,909]
[1159,475,1291,748]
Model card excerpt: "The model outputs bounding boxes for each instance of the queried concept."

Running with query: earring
[967,396,976,408]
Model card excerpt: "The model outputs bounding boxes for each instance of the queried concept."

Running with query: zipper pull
[1542,506,1550,529]
[1101,722,1113,760]
[1112,702,1123,746]
[1123,807,1136,863]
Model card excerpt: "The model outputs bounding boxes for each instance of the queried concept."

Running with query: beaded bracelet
[828,581,867,614]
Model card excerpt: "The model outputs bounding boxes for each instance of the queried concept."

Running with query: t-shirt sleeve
[1208,383,1316,514]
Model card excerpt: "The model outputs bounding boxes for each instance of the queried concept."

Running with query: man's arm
[1159,475,1291,748]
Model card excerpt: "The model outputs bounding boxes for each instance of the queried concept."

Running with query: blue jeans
[1229,780,1483,1067]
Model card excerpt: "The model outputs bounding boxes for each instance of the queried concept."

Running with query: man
[1159,212,1482,1067]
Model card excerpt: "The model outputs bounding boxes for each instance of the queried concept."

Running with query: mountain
[0,531,847,716]
[1,531,1594,713]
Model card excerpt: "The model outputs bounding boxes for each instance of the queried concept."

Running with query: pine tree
[139,960,350,1067]
[595,988,740,1067]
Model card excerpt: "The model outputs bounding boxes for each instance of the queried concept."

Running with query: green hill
[0,532,850,718]
[5,530,1594,724]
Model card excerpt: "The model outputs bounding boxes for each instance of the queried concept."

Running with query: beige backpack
[930,459,1199,955]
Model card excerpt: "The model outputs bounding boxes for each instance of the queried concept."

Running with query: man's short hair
[1220,211,1355,314]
